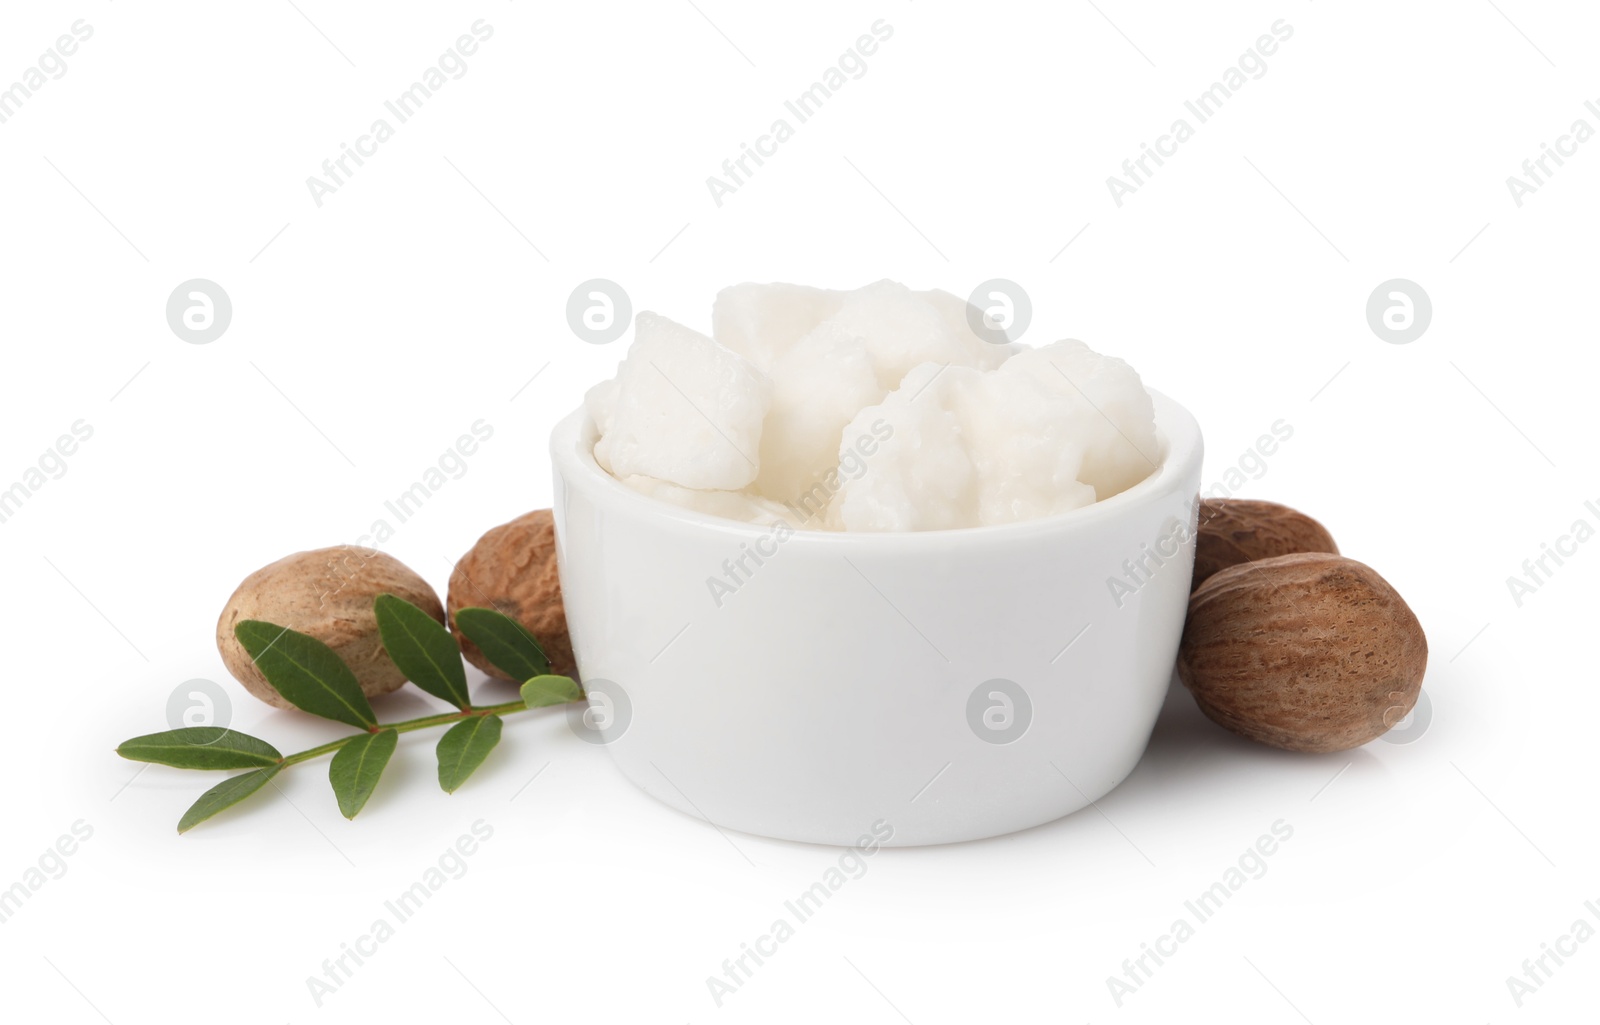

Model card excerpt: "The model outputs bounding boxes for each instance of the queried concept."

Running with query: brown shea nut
[447,510,576,679]
[216,546,445,710]
[1177,552,1428,753]
[1191,498,1339,591]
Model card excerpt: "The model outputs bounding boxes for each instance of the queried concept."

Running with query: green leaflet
[436,715,503,793]
[329,729,398,819]
[521,675,583,709]
[453,607,550,683]
[234,620,377,729]
[374,593,471,709]
[177,766,282,833]
[117,728,283,770]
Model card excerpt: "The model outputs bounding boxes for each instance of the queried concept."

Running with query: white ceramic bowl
[549,392,1203,846]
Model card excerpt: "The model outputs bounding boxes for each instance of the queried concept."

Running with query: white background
[1,1,1596,1021]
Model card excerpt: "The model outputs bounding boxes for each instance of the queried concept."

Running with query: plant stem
[279,698,541,767]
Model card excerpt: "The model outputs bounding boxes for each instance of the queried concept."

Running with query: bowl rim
[550,388,1203,547]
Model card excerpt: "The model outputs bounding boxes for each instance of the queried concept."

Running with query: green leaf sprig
[117,597,584,833]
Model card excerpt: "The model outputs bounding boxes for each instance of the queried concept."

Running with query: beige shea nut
[1177,552,1428,753]
[447,510,577,679]
[216,547,445,710]
[1191,497,1339,591]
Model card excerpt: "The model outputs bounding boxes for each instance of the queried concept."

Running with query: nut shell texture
[216,546,445,710]
[447,510,577,679]
[1192,498,1339,591]
[1177,552,1427,753]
